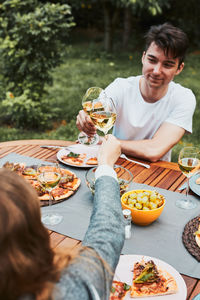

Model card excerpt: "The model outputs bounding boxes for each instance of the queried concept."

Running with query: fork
[120,154,150,169]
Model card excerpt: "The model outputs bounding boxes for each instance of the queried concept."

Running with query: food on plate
[122,190,164,211]
[61,151,86,166]
[61,151,98,166]
[196,177,200,184]
[87,177,129,196]
[131,259,178,297]
[109,280,131,300]
[194,220,200,248]
[86,165,133,197]
[86,157,98,165]
[2,162,81,202]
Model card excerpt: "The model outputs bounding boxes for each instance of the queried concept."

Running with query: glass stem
[48,190,53,208]
[185,177,189,197]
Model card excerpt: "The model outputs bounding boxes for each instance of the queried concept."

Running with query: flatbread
[86,157,98,165]
[2,162,81,202]
[109,280,131,300]
[61,152,98,166]
[131,259,178,297]
[61,152,86,166]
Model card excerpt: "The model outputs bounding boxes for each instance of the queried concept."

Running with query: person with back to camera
[0,134,125,300]
[76,23,196,162]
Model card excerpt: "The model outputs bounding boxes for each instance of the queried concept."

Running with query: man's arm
[120,122,185,162]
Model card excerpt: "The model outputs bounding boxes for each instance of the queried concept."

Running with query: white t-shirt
[105,75,196,161]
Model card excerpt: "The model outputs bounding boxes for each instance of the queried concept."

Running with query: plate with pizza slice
[57,144,99,168]
[2,162,81,207]
[111,254,186,300]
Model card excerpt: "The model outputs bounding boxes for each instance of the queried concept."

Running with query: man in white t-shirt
[76,23,196,162]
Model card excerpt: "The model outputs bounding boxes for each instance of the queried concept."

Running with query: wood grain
[0,140,198,300]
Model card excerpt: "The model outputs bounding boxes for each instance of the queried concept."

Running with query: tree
[68,0,170,52]
[0,0,75,101]
[103,0,171,52]
[0,0,75,128]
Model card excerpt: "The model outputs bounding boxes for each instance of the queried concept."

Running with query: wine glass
[37,159,63,225]
[176,146,200,209]
[89,94,117,137]
[78,86,103,145]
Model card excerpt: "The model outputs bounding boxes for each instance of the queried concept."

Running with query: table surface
[0,139,199,300]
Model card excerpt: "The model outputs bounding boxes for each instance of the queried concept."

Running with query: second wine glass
[176,146,200,209]
[78,86,103,145]
[37,159,63,225]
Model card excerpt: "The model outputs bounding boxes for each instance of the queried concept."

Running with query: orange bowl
[121,189,165,226]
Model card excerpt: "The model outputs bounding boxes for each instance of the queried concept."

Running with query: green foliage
[0,35,199,162]
[113,0,170,14]
[0,0,75,100]
[0,91,59,129]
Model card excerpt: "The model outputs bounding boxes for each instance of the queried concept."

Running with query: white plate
[57,144,99,168]
[113,254,187,300]
[189,173,200,196]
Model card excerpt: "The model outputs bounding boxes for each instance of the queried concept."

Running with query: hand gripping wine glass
[176,146,200,209]
[78,86,104,145]
[37,159,63,225]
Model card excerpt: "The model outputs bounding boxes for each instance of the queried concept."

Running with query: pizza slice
[61,152,86,166]
[28,179,47,198]
[59,169,81,191]
[22,166,37,180]
[110,281,131,300]
[131,259,178,297]
[86,157,98,165]
[3,161,26,175]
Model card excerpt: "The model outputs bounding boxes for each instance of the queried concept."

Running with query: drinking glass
[176,146,200,209]
[78,86,103,145]
[89,92,117,137]
[37,159,63,225]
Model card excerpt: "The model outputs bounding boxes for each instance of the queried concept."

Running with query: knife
[40,145,65,149]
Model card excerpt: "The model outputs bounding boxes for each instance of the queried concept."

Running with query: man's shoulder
[168,81,196,113]
[170,81,195,97]
[111,75,141,87]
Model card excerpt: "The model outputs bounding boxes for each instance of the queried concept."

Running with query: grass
[1,31,200,162]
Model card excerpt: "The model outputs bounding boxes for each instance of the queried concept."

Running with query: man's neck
[139,76,169,103]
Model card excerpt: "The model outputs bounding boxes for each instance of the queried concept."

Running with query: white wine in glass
[176,146,200,209]
[37,160,63,225]
[78,87,103,145]
[90,111,116,135]
[89,95,117,137]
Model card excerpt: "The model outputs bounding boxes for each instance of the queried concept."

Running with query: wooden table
[0,139,199,299]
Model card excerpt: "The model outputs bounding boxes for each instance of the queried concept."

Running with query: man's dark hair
[144,23,189,67]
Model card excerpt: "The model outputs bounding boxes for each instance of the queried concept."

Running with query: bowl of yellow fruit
[121,189,165,226]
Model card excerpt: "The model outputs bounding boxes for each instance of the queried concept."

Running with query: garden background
[0,0,199,162]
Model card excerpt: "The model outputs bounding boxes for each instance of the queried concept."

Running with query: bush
[0,0,75,102]
[0,91,59,129]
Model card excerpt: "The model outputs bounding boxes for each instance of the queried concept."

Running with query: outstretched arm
[120,122,185,162]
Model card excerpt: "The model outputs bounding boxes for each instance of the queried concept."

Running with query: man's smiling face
[142,42,184,90]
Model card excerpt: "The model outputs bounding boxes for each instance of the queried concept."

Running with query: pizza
[61,152,87,166]
[86,157,98,165]
[61,151,98,166]
[2,162,81,202]
[194,220,200,248]
[130,259,178,297]
[109,281,131,300]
